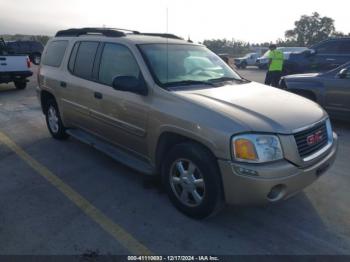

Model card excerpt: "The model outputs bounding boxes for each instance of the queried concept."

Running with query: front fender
[284,80,325,104]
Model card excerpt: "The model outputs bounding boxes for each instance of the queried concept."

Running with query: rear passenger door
[89,43,149,157]
[60,41,100,130]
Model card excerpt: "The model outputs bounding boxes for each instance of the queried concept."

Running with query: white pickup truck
[0,38,33,89]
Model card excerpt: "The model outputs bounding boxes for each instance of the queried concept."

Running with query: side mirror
[337,68,349,79]
[112,76,148,96]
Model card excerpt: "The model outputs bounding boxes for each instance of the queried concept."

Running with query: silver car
[37,28,338,218]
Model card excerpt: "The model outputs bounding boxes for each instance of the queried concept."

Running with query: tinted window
[73,41,99,79]
[338,41,350,54]
[68,42,79,72]
[42,40,68,67]
[317,41,339,54]
[99,43,140,86]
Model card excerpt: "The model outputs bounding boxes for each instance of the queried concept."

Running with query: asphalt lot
[0,65,350,256]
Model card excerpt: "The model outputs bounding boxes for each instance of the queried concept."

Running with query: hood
[175,82,327,134]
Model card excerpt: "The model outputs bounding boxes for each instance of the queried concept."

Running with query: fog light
[233,166,258,177]
[267,184,286,201]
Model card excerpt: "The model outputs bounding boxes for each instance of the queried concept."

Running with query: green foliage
[201,39,251,57]
[285,12,336,46]
[203,12,349,56]
[0,34,51,46]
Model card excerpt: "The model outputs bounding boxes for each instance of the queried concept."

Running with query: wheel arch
[289,88,318,102]
[40,90,56,114]
[154,131,219,175]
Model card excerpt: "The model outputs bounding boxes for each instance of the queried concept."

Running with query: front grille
[294,121,328,159]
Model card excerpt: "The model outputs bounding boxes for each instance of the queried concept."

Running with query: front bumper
[218,132,338,205]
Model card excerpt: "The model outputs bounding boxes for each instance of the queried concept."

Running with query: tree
[201,39,251,56]
[285,12,336,46]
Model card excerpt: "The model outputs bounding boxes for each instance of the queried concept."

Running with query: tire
[161,142,224,219]
[241,61,247,69]
[259,64,268,70]
[45,99,69,140]
[14,81,27,90]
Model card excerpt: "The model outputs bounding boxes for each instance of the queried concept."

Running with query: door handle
[0,63,6,66]
[94,92,103,99]
[60,81,67,88]
[326,58,336,61]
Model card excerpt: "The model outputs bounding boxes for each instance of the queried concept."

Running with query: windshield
[138,44,242,88]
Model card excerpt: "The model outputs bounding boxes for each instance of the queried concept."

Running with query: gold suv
[37,28,338,218]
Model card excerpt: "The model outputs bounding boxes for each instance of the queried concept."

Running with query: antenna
[166,7,169,84]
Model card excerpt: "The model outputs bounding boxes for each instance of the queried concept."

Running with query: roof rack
[55,28,140,37]
[55,28,183,40]
[139,33,183,40]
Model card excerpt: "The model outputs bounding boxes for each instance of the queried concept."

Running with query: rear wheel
[14,81,27,90]
[162,143,223,219]
[45,99,69,140]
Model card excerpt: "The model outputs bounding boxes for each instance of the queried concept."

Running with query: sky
[0,0,349,43]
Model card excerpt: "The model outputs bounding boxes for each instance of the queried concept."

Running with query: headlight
[232,134,283,163]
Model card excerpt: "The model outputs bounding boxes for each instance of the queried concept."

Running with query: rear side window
[71,41,99,79]
[316,41,339,54]
[42,40,68,67]
[338,41,350,54]
[98,43,140,86]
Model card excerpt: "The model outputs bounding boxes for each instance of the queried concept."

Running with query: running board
[66,129,155,175]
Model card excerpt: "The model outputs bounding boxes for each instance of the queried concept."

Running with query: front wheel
[162,143,223,219]
[45,99,69,140]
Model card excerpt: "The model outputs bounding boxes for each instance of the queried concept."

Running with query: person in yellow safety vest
[264,44,284,87]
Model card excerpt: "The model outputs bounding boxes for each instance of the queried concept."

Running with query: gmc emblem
[306,130,323,145]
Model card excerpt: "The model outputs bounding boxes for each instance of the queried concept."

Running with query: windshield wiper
[208,77,249,83]
[164,80,216,87]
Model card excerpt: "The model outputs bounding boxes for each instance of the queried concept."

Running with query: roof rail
[139,33,183,40]
[55,27,140,37]
[55,28,183,40]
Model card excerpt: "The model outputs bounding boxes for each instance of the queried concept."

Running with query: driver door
[89,43,150,157]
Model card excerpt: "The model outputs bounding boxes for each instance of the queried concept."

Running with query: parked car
[284,38,350,74]
[6,40,44,65]
[234,53,259,69]
[280,62,350,121]
[0,38,33,89]
[256,47,308,69]
[37,28,337,218]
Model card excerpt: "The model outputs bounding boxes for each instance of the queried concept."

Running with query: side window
[72,41,99,79]
[338,41,350,54]
[68,42,80,72]
[98,43,140,86]
[316,41,339,54]
[42,40,68,67]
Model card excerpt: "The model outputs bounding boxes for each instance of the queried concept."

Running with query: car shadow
[204,193,348,254]
[332,119,350,131]
[0,85,17,94]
